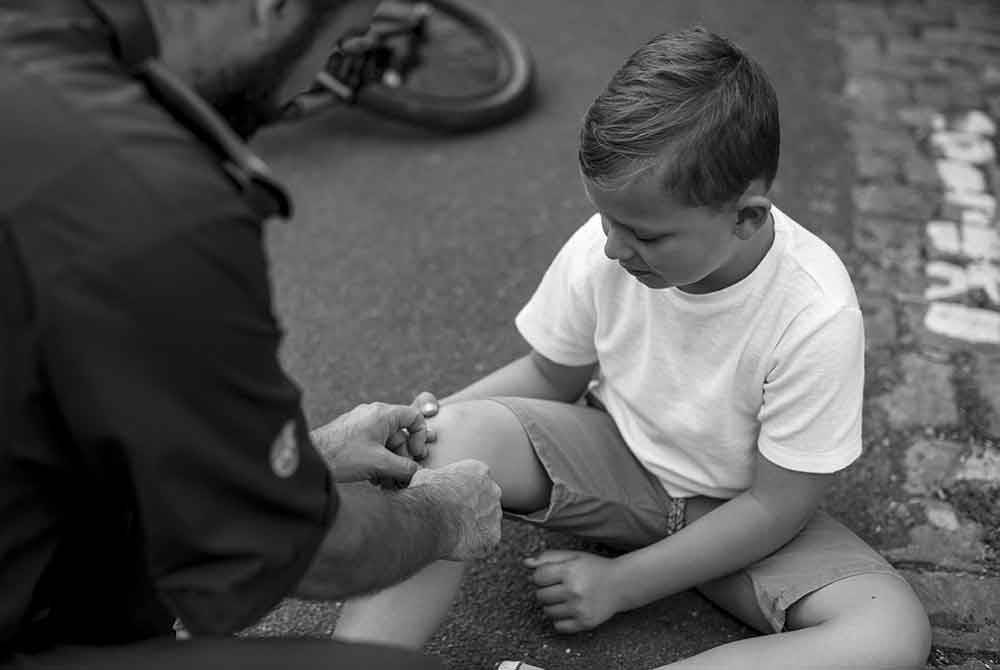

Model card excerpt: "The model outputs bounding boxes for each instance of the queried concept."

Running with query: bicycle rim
[355,0,535,132]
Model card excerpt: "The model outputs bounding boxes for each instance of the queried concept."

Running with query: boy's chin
[630,272,673,289]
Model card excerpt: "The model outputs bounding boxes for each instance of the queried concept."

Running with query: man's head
[578,27,781,293]
[150,0,379,135]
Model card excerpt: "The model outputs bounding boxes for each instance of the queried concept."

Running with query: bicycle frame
[282,1,431,119]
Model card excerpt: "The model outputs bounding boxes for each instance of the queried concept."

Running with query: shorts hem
[757,564,907,633]
[486,397,571,526]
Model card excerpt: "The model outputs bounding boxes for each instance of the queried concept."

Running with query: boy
[334,27,931,668]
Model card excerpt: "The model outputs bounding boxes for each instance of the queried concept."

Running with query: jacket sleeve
[40,216,335,635]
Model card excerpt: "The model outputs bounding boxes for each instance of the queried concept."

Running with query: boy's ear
[733,181,772,240]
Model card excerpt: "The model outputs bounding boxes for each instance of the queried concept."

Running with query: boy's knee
[847,578,931,665]
[423,399,511,469]
[883,590,932,665]
[424,402,474,464]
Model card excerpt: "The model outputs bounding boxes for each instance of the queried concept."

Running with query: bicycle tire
[354,0,535,132]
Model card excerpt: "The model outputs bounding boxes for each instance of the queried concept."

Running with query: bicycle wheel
[355,0,535,132]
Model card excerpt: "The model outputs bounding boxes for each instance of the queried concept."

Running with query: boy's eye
[603,214,671,243]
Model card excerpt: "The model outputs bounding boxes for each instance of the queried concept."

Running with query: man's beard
[199,9,334,138]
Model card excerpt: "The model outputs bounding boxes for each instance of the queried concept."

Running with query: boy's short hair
[579,27,780,209]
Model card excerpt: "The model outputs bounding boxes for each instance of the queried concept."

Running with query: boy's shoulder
[770,206,859,314]
[563,213,607,256]
[552,213,618,281]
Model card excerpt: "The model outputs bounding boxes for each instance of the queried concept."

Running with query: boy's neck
[679,210,775,295]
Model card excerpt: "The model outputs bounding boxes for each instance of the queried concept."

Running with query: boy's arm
[527,452,831,632]
[438,350,596,405]
[611,453,831,609]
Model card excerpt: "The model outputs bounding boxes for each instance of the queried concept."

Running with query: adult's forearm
[295,482,453,601]
[612,492,810,612]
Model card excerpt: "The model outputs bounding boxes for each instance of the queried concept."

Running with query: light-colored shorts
[490,396,903,633]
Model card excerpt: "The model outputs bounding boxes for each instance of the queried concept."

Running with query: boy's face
[583,173,763,294]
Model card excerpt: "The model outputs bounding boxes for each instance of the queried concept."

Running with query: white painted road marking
[924,301,1000,344]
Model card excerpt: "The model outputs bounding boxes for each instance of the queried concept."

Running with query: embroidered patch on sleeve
[270,420,300,479]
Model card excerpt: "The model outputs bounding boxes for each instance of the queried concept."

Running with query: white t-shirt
[515,206,864,499]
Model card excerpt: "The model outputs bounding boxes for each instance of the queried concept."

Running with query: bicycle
[280,0,535,133]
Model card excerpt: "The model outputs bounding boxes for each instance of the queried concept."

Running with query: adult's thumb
[412,391,440,417]
[376,451,421,485]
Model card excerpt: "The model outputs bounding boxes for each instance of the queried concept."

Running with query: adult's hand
[409,459,502,560]
[410,390,440,443]
[311,402,429,486]
[295,457,502,601]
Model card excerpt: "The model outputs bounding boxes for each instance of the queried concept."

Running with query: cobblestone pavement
[834,1,1000,667]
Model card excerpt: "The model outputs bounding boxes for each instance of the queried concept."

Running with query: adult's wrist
[398,482,460,560]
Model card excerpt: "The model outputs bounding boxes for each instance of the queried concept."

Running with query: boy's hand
[525,550,624,633]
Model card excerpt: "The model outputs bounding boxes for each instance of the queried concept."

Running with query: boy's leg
[658,507,931,669]
[662,573,929,669]
[334,399,552,649]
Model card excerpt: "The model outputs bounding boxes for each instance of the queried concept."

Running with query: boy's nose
[603,226,634,261]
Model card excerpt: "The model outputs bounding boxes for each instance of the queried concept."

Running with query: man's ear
[733,180,772,240]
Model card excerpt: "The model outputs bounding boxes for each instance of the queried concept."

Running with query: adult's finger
[404,418,429,461]
[378,403,423,431]
[372,450,421,486]
[373,404,426,455]
[412,391,440,417]
[386,429,409,455]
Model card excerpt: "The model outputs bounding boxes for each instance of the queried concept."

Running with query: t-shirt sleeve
[757,306,865,473]
[41,218,334,635]
[514,217,600,365]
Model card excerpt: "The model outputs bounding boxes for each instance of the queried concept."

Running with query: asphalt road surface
[249,1,853,667]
